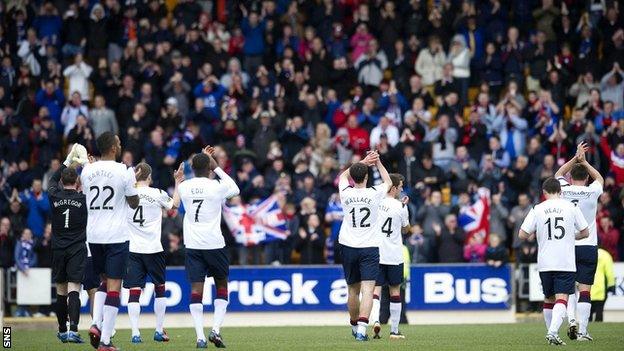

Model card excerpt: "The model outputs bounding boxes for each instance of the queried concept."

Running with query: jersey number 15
[545,217,565,240]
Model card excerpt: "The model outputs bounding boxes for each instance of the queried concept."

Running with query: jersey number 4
[381,217,393,237]
[545,217,565,240]
[89,186,115,210]
[133,206,145,227]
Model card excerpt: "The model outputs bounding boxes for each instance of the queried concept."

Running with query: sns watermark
[2,327,10,348]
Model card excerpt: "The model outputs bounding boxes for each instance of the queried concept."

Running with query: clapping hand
[575,141,589,163]
[173,162,185,184]
[361,150,379,166]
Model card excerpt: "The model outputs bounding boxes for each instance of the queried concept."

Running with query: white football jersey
[557,177,602,246]
[127,186,174,254]
[520,198,588,272]
[338,179,388,248]
[179,168,239,250]
[81,160,138,244]
[377,197,409,265]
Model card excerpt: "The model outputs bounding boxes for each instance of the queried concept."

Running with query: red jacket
[600,135,624,184]
[347,126,369,156]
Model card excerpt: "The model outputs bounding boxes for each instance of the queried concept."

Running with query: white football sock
[92,291,106,328]
[389,302,401,334]
[190,303,206,341]
[357,320,368,336]
[370,297,380,324]
[567,291,577,322]
[543,307,553,330]
[154,297,167,333]
[549,302,567,336]
[578,302,592,334]
[212,299,228,334]
[127,302,140,337]
[101,305,119,344]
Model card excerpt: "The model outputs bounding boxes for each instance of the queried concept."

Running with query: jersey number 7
[193,199,204,222]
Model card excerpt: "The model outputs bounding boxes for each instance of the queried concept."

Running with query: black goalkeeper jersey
[48,164,87,250]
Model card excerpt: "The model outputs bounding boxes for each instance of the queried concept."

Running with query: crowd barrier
[73,264,513,313]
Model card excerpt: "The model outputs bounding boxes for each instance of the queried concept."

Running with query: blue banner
[80,264,512,313]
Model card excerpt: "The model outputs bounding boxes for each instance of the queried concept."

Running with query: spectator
[0,217,14,269]
[296,213,325,264]
[600,63,624,110]
[485,233,509,267]
[62,54,93,101]
[597,217,620,261]
[19,179,49,238]
[489,193,510,243]
[416,191,450,262]
[415,36,446,87]
[354,39,388,90]
[370,114,399,149]
[464,236,487,263]
[14,228,36,317]
[60,91,89,137]
[448,35,471,106]
[434,214,466,263]
[89,95,118,137]
[425,114,458,170]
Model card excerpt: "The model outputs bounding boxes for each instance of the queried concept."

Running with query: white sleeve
[520,208,537,234]
[338,178,350,192]
[158,189,174,210]
[573,206,589,231]
[589,180,603,197]
[557,176,569,186]
[400,205,410,227]
[124,167,138,197]
[214,167,240,199]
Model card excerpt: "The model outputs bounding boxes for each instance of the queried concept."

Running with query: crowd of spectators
[1,0,624,274]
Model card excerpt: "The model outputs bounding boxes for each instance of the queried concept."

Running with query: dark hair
[389,173,405,189]
[192,153,210,175]
[96,132,117,155]
[135,162,152,182]
[570,164,589,181]
[61,167,78,186]
[349,162,368,184]
[542,177,561,195]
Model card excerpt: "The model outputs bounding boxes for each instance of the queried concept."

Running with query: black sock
[56,294,68,333]
[67,291,81,332]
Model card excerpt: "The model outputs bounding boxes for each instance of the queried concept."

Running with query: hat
[171,50,182,59]
[260,111,271,118]
[166,97,178,106]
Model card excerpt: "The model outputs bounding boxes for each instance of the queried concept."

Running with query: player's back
[127,186,172,253]
[179,176,238,250]
[80,160,137,243]
[531,198,586,272]
[558,178,602,246]
[377,197,409,265]
[338,184,387,248]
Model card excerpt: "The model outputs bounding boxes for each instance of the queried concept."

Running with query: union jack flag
[222,195,289,247]
[457,187,491,245]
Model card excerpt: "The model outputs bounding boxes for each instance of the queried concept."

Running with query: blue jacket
[194,83,226,119]
[35,88,65,133]
[33,15,62,45]
[20,190,50,237]
[595,111,624,133]
[357,111,380,127]
[378,93,409,116]
[14,239,37,272]
[241,19,266,56]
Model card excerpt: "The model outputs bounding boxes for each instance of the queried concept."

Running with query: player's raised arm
[204,146,240,199]
[125,167,141,209]
[576,144,605,186]
[170,162,185,209]
[554,142,587,179]
[375,155,392,192]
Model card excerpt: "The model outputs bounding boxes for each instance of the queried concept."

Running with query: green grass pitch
[10,323,624,350]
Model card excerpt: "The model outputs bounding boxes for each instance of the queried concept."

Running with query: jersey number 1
[62,209,70,228]
[545,217,565,240]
